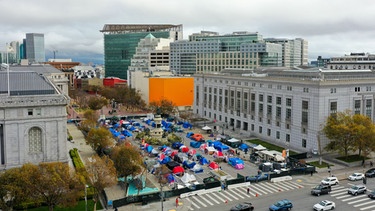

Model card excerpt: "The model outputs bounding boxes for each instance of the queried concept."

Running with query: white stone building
[193,67,375,152]
[0,71,69,169]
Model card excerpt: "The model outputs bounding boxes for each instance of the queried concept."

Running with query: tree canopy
[110,143,143,179]
[85,127,114,154]
[149,99,176,117]
[323,110,375,158]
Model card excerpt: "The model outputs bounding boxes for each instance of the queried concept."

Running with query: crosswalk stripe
[198,194,214,206]
[347,197,370,204]
[272,182,292,191]
[224,190,239,200]
[342,194,367,202]
[331,191,348,197]
[261,182,282,192]
[337,194,352,199]
[228,188,245,199]
[250,184,266,195]
[256,183,277,193]
[216,190,234,201]
[360,204,375,210]
[285,181,303,188]
[234,187,252,198]
[186,197,200,209]
[192,197,207,207]
[210,192,224,204]
[354,201,375,207]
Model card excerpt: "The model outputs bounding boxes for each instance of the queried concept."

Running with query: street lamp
[85,184,89,211]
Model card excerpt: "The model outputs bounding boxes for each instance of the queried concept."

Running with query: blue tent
[212,141,223,148]
[122,130,133,137]
[118,135,126,140]
[146,145,153,153]
[113,131,121,138]
[160,157,171,164]
[186,132,194,138]
[216,145,229,152]
[132,122,141,126]
[146,119,151,125]
[190,141,202,148]
[183,161,196,169]
[199,157,209,165]
[238,143,249,151]
[183,122,192,129]
[166,174,175,183]
[172,142,183,149]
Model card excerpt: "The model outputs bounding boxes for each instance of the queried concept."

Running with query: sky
[1,0,375,65]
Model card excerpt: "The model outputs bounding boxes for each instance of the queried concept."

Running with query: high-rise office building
[25,33,45,63]
[100,24,183,80]
[264,38,308,67]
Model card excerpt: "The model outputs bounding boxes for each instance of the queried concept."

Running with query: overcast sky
[1,0,374,64]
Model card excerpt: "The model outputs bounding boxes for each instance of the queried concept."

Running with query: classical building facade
[0,71,69,169]
[193,68,375,152]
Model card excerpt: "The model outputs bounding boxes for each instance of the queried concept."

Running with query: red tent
[214,151,224,158]
[208,161,220,170]
[158,153,166,161]
[191,134,204,142]
[180,146,189,153]
[188,149,197,156]
[170,150,179,157]
[173,166,185,176]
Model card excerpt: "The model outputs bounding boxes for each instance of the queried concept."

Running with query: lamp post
[85,184,89,211]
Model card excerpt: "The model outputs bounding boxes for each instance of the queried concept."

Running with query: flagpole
[6,43,10,96]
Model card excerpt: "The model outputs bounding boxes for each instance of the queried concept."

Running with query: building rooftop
[10,64,62,75]
[100,24,183,33]
[0,72,56,96]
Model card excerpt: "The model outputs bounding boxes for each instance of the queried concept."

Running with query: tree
[78,109,99,134]
[86,155,117,211]
[149,99,176,117]
[323,110,356,158]
[352,114,375,159]
[111,143,143,179]
[87,96,108,111]
[23,162,83,211]
[0,167,30,211]
[85,127,114,155]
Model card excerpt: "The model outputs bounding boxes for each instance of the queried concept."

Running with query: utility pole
[53,50,58,61]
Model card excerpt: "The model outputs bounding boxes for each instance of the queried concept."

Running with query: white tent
[202,125,211,131]
[228,138,240,143]
[254,144,267,151]
[181,173,197,184]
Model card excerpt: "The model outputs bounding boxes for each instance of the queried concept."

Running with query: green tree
[86,155,117,210]
[352,114,375,159]
[0,167,30,211]
[323,110,356,158]
[23,162,83,211]
[111,143,143,179]
[85,127,114,155]
[149,99,176,117]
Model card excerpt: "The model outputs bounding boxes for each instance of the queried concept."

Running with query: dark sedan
[368,190,375,199]
[365,168,375,178]
[230,202,254,211]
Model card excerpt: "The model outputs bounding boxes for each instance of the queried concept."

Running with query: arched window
[29,127,42,153]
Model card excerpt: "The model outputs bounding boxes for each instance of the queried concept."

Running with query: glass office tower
[26,33,45,63]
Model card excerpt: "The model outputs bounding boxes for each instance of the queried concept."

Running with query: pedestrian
[176,197,179,207]
[371,161,373,167]
[310,171,313,176]
[114,207,118,211]
[247,187,250,194]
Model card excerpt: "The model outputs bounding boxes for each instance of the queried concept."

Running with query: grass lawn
[246,139,298,155]
[307,161,333,168]
[26,199,102,211]
[336,154,369,163]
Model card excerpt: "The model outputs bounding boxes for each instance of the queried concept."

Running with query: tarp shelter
[254,144,267,151]
[190,141,202,148]
[191,134,204,142]
[174,153,188,163]
[170,150,179,157]
[160,156,171,165]
[183,122,192,129]
[238,143,249,151]
[188,149,197,156]
[192,164,204,173]
[212,141,222,148]
[186,132,194,138]
[208,161,220,170]
[205,147,216,155]
[146,145,153,153]
[213,151,224,158]
[199,157,209,165]
[173,166,185,176]
[228,138,240,143]
[166,174,175,183]
[158,153,166,161]
[166,161,180,170]
[228,157,245,169]
[181,173,196,184]
[216,144,229,152]
[122,130,133,137]
[258,150,285,162]
[151,149,159,156]
[199,143,208,151]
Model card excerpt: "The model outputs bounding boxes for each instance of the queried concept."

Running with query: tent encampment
[202,126,211,131]
[238,143,249,151]
[254,144,267,151]
[228,157,245,169]
[181,173,197,184]
[191,164,204,173]
[208,161,220,170]
[173,166,185,176]
[199,157,209,165]
[190,141,202,148]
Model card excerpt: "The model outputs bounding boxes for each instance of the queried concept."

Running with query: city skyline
[0,0,374,65]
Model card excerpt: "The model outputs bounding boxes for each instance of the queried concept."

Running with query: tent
[199,143,208,151]
[174,153,188,163]
[199,157,209,165]
[181,173,197,184]
[166,161,180,170]
[151,149,159,156]
[188,149,197,156]
[208,161,220,170]
[191,164,204,173]
[202,125,211,131]
[160,156,171,165]
[205,147,216,155]
[172,142,183,149]
[190,141,202,148]
[215,144,229,152]
[212,141,223,148]
[173,166,185,176]
[180,145,189,153]
[146,145,153,153]
[191,134,204,142]
[238,143,249,151]
[170,150,179,157]
[186,132,194,138]
[166,174,175,183]
[254,144,267,151]
[182,160,196,169]
[228,138,240,143]
[228,157,245,169]
[158,153,166,161]
[213,151,224,158]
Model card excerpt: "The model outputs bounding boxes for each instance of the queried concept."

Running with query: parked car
[348,173,365,181]
[230,202,254,211]
[321,177,339,186]
[365,168,375,178]
[313,200,336,211]
[368,190,375,199]
[348,184,367,195]
[269,199,293,211]
[311,185,331,196]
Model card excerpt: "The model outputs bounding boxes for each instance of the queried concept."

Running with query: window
[29,127,42,153]
[35,108,42,116]
[259,126,262,134]
[355,87,361,92]
[276,131,280,139]
[276,97,282,105]
[287,86,292,91]
[330,101,337,115]
[251,124,254,131]
[302,139,307,148]
[286,134,290,142]
[354,100,361,114]
[28,109,33,116]
[267,129,271,136]
[267,95,272,103]
[303,88,309,93]
[330,88,336,93]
